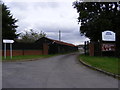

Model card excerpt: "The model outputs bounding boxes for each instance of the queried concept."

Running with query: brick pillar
[89,43,94,56]
[43,43,48,55]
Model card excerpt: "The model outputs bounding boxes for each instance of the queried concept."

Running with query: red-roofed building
[2,37,78,56]
[35,37,78,54]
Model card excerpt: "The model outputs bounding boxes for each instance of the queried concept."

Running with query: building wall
[2,50,43,56]
[12,50,23,56]
[2,42,49,56]
[43,43,48,55]
[23,50,43,55]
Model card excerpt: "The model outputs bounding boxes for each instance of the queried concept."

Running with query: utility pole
[59,30,61,41]
[58,30,61,53]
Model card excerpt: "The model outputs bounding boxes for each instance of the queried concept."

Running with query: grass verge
[2,51,77,62]
[79,55,120,75]
[2,54,56,62]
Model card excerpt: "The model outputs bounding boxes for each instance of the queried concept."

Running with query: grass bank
[79,55,120,75]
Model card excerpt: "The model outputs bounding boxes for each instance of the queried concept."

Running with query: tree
[16,29,46,43]
[73,1,120,57]
[2,3,19,39]
[73,2,120,41]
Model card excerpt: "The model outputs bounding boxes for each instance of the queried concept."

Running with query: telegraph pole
[58,30,61,53]
[59,30,61,41]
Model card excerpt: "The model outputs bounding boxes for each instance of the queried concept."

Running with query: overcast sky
[3,0,89,45]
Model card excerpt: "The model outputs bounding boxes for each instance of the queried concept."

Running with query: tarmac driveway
[2,53,119,88]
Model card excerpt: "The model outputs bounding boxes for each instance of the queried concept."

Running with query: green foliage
[2,3,19,39]
[73,2,120,41]
[16,29,46,43]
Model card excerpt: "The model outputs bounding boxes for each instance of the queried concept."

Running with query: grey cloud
[6,2,29,10]
[4,1,88,45]
[32,2,60,8]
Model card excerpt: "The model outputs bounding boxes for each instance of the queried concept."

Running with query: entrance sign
[3,39,14,59]
[102,31,116,41]
[102,43,115,51]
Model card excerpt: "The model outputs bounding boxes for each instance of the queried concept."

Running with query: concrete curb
[79,59,120,79]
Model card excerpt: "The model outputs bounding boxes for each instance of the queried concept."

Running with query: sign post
[10,43,13,59]
[4,43,6,59]
[101,30,116,56]
[3,39,14,59]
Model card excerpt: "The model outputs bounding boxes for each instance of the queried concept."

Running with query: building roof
[37,37,76,47]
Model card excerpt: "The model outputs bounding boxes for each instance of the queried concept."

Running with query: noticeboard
[102,31,115,41]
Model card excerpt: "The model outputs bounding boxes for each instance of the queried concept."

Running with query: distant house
[77,44,84,54]
[2,37,78,56]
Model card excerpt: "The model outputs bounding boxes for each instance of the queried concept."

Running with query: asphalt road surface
[2,53,119,88]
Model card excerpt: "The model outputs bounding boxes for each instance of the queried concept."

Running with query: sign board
[102,43,115,51]
[3,39,14,59]
[102,31,115,41]
[3,39,14,43]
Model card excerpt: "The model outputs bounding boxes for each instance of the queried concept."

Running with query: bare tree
[16,29,46,43]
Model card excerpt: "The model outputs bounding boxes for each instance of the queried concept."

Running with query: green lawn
[79,55,120,75]
[2,54,56,61]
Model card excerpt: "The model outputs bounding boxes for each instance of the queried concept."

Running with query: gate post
[43,43,48,55]
[89,42,94,56]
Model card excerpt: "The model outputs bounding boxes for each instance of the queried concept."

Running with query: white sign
[3,39,14,43]
[3,39,14,59]
[102,31,116,41]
